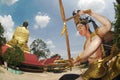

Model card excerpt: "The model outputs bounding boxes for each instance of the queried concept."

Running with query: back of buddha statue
[7,21,30,53]
[13,26,29,44]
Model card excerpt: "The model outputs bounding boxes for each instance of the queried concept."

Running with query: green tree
[113,1,120,48]
[30,39,50,58]
[2,45,24,67]
[0,23,6,64]
[0,23,6,52]
[50,54,61,58]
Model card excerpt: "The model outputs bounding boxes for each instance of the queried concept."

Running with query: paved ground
[0,66,87,80]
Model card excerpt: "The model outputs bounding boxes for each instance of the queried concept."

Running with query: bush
[2,45,24,67]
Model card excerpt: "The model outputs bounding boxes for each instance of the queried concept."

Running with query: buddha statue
[7,21,30,53]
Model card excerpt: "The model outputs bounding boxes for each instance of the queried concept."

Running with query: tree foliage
[50,54,61,58]
[2,45,24,66]
[30,39,50,58]
[113,2,120,48]
[0,23,6,49]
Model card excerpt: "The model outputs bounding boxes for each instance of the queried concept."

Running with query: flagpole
[64,23,72,70]
[59,0,72,70]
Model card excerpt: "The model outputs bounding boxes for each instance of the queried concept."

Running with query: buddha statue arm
[78,10,112,37]
[91,12,111,37]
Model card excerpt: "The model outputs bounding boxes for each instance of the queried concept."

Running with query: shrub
[2,45,24,67]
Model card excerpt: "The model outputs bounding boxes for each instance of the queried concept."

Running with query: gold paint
[7,26,30,53]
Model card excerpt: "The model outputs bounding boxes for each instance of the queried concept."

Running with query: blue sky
[0,0,116,59]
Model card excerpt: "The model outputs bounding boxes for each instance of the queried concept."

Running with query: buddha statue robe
[7,26,30,53]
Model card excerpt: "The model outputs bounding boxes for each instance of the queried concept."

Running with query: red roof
[1,44,9,55]
[44,56,60,65]
[23,53,38,63]
[1,45,60,67]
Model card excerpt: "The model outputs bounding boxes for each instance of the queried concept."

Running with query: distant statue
[7,21,30,53]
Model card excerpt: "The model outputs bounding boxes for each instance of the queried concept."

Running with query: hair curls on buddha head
[23,21,28,27]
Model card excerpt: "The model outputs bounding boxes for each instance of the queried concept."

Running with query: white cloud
[46,39,56,49]
[77,0,105,13]
[0,15,14,41]
[103,0,116,21]
[0,0,19,5]
[77,0,116,21]
[27,37,36,48]
[34,12,50,29]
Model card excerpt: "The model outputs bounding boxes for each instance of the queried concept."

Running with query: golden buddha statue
[7,21,30,53]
